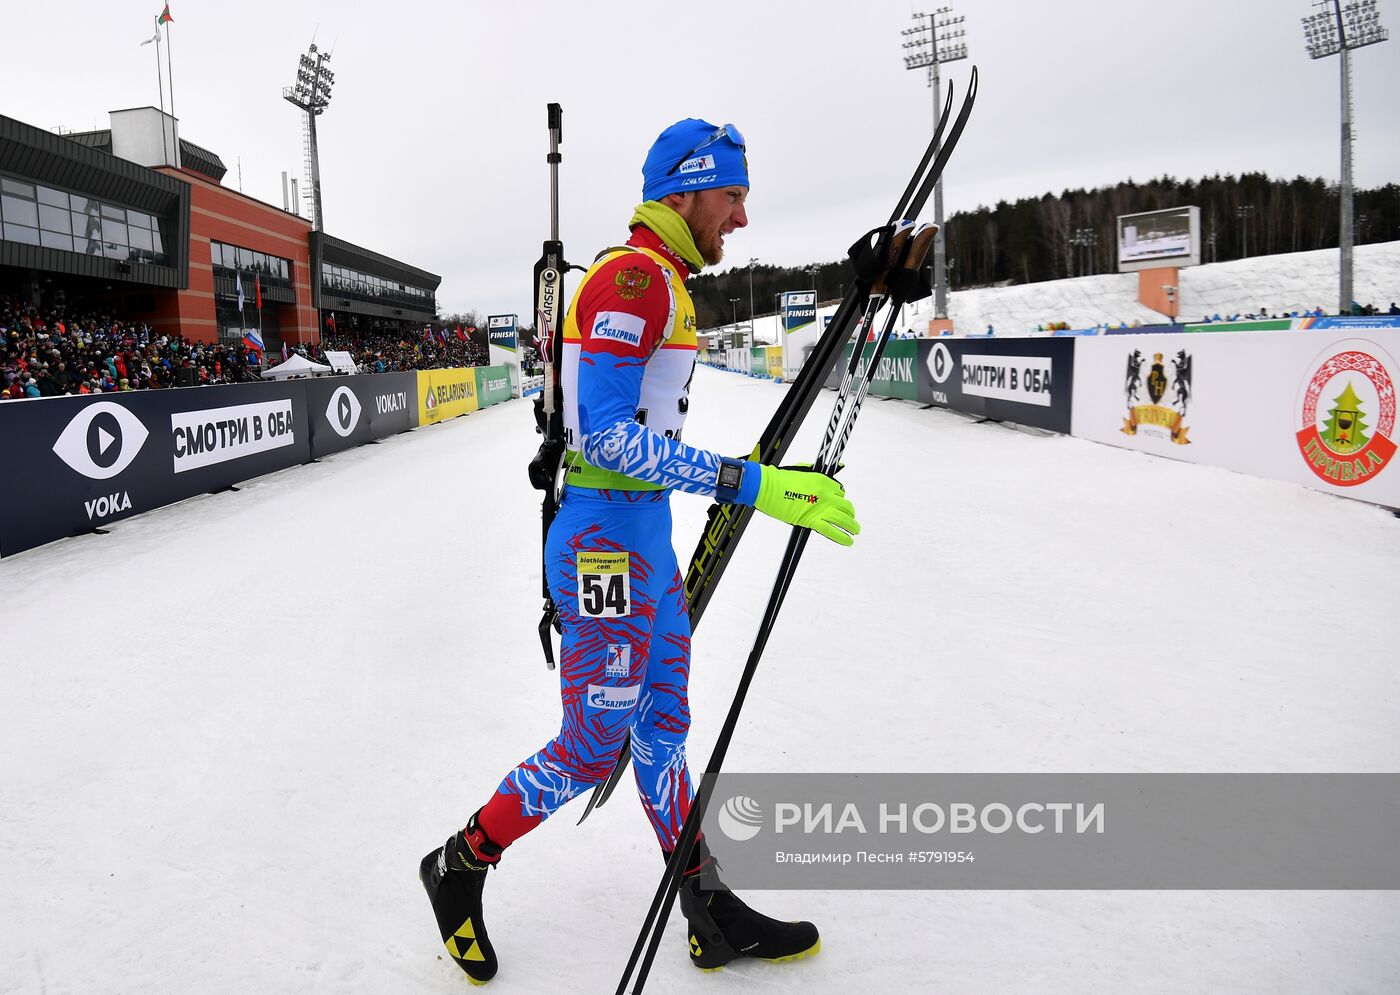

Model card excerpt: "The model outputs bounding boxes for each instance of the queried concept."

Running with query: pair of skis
[577,68,979,827]
[613,69,979,995]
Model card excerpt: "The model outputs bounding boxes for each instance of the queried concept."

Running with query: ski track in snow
[2,366,1398,993]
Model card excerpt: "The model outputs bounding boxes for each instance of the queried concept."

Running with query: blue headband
[641,118,748,203]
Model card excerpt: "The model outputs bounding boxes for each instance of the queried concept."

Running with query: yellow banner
[765,346,784,379]
[417,368,479,425]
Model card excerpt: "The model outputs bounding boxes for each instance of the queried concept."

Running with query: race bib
[577,551,631,618]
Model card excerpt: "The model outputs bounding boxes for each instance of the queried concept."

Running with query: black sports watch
[715,457,746,504]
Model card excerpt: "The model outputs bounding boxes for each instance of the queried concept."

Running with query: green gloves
[751,463,860,547]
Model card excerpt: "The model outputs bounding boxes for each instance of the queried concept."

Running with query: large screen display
[1117,206,1200,271]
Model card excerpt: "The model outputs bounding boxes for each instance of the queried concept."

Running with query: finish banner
[417,367,479,426]
[0,381,311,557]
[782,291,817,333]
[781,291,818,381]
[487,314,520,398]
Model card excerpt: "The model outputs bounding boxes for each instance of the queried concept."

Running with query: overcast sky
[5,0,1397,320]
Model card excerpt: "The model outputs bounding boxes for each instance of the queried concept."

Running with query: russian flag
[243,328,265,353]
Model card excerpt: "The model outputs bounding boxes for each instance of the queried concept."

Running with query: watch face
[719,464,743,490]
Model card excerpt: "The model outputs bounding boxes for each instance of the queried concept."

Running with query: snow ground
[907,239,1400,335]
[2,366,1398,994]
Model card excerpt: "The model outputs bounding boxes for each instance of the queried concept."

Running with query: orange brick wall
[153,166,317,346]
[1138,267,1181,321]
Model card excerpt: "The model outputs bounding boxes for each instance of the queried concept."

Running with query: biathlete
[420,117,860,985]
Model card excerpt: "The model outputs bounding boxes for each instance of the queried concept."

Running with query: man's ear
[661,192,691,213]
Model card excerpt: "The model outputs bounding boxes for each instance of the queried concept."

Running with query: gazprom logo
[587,684,640,710]
[591,311,646,347]
[677,154,716,174]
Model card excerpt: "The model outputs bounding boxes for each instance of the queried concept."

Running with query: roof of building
[62,128,227,183]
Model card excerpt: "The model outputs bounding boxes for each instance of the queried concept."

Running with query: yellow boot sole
[696,938,822,972]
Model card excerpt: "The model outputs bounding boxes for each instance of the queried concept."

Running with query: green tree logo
[1320,381,1368,454]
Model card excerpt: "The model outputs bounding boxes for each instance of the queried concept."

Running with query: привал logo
[52,401,150,479]
[1296,339,1397,487]
[326,385,362,438]
[1121,348,1192,444]
[717,795,764,842]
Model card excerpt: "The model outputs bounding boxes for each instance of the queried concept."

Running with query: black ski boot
[420,811,503,985]
[675,838,821,971]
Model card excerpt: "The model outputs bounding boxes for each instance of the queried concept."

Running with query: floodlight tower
[282,43,336,231]
[902,7,968,320]
[1301,0,1389,312]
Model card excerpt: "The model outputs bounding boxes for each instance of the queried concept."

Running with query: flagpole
[152,17,169,164]
[164,17,176,136]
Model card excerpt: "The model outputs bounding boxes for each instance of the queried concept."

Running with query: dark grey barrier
[363,372,418,440]
[0,381,311,557]
[304,372,418,459]
[919,337,1076,433]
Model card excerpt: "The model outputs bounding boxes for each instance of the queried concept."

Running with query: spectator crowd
[3,296,496,400]
[312,325,489,373]
[3,297,263,400]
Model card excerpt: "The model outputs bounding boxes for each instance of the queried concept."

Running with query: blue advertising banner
[1306,316,1400,330]
[0,382,311,557]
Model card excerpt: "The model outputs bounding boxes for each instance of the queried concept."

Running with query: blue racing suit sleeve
[578,357,726,497]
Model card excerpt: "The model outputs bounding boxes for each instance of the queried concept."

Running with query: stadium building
[0,108,439,354]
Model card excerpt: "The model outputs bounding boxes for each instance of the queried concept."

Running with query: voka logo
[1296,339,1397,487]
[52,401,150,479]
[927,342,954,385]
[717,795,765,842]
[376,391,408,414]
[326,386,363,438]
[84,491,132,522]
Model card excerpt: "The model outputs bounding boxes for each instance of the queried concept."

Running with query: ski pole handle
[868,222,915,297]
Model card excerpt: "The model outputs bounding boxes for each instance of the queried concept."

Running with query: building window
[0,170,171,265]
[210,239,294,293]
[320,259,434,310]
